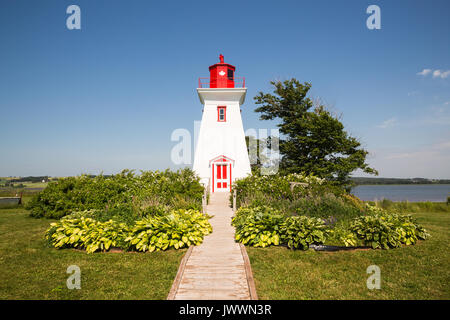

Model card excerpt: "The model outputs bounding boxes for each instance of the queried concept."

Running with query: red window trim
[217,106,226,122]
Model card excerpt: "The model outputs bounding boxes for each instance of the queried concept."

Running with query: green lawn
[0,208,184,299]
[2,207,448,300]
[247,211,450,299]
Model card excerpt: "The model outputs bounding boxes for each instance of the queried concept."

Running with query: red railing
[198,77,246,88]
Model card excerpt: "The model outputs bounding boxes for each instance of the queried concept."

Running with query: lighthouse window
[217,106,226,122]
[227,69,234,80]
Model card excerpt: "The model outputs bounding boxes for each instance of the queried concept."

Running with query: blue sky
[1,0,449,178]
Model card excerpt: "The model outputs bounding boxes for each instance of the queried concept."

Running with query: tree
[245,135,278,175]
[254,79,377,185]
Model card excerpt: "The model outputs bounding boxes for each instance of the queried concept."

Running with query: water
[352,184,450,202]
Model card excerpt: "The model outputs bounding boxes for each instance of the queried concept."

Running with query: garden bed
[231,174,430,250]
[25,169,213,253]
[246,211,449,299]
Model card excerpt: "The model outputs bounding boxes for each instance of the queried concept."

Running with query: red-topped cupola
[198,54,245,88]
[209,54,235,88]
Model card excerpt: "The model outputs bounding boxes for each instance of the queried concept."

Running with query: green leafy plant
[280,216,327,250]
[326,223,359,247]
[45,209,212,253]
[232,206,285,248]
[125,209,212,252]
[45,213,130,253]
[27,168,203,219]
[231,173,327,208]
[230,173,366,222]
[349,212,429,249]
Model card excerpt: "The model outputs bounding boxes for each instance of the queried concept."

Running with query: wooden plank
[168,192,256,300]
[166,246,193,300]
[240,243,259,300]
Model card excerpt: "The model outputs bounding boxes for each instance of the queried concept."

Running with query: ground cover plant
[126,209,212,252]
[232,206,286,248]
[45,209,212,253]
[231,174,430,250]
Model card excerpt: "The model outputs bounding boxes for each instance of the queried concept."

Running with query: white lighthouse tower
[193,55,251,192]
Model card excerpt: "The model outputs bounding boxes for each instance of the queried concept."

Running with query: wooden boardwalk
[168,192,256,300]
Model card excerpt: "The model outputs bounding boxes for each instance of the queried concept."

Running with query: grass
[247,211,450,299]
[0,208,185,299]
[369,199,450,213]
[1,201,448,300]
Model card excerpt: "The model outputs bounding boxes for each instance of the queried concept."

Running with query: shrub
[292,193,364,220]
[231,173,329,208]
[27,169,203,219]
[280,216,327,250]
[232,206,285,247]
[231,173,365,222]
[236,191,364,222]
[125,209,212,252]
[88,207,142,226]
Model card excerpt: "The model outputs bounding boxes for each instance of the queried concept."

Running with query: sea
[352,184,450,202]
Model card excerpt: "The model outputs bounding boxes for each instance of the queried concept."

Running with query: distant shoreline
[351,177,450,185]
[353,183,450,186]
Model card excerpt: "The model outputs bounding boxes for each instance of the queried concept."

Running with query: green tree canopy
[254,79,377,185]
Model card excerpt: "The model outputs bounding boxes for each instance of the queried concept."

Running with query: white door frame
[210,155,234,193]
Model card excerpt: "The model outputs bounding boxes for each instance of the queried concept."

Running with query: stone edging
[167,246,194,300]
[239,243,259,300]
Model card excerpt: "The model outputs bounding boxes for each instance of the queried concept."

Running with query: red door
[215,164,229,191]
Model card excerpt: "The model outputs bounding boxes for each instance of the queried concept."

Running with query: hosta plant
[349,212,429,249]
[326,224,359,247]
[232,206,285,248]
[45,213,130,253]
[45,209,212,253]
[280,216,327,250]
[125,209,212,252]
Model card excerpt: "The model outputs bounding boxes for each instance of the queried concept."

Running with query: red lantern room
[209,54,235,88]
[198,54,245,88]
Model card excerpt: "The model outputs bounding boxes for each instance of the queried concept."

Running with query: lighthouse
[193,55,251,192]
